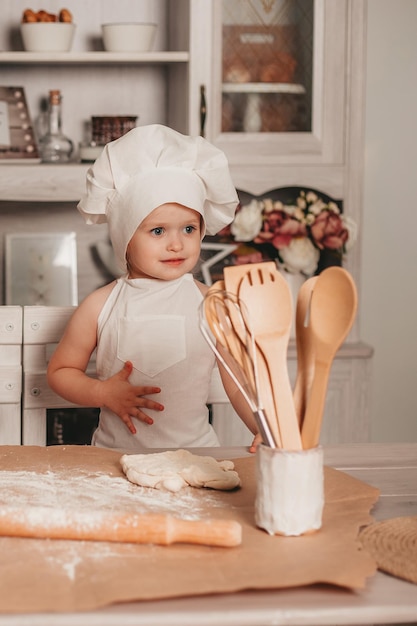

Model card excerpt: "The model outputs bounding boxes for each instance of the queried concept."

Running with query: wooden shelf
[0,48,190,202]
[0,163,88,202]
[222,82,306,94]
[0,51,189,64]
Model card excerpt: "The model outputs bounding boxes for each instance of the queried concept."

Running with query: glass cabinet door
[190,0,348,167]
[221,0,313,134]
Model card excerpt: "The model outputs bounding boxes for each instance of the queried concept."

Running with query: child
[47,124,260,451]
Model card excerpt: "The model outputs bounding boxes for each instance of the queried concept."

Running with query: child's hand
[248,432,263,454]
[100,361,163,434]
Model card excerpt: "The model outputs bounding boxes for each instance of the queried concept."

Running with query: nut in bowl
[20,22,76,52]
[101,23,156,53]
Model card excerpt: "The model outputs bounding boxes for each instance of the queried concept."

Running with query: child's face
[126,203,202,280]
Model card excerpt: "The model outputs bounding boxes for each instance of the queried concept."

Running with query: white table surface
[1,442,416,626]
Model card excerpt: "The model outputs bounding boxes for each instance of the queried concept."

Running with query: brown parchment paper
[0,445,379,614]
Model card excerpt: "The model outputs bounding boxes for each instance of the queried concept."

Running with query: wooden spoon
[293,276,318,427]
[301,267,358,449]
[239,265,302,450]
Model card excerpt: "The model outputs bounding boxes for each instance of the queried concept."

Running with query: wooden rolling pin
[0,507,242,547]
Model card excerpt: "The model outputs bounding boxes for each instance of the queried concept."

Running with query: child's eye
[184,225,197,234]
[151,227,164,236]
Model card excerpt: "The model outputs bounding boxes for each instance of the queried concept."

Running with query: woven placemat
[360,516,417,584]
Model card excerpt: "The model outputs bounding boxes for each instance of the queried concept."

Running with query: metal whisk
[199,290,276,448]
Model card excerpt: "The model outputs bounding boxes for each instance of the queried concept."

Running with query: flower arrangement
[218,189,357,276]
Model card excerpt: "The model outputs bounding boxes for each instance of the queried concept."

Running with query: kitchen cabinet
[192,0,366,328]
[0,0,372,445]
[0,1,365,204]
[189,1,366,201]
[193,0,371,445]
[191,1,345,162]
[0,0,190,200]
[0,0,367,304]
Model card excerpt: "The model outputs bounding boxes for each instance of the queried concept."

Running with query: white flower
[308,199,328,216]
[305,212,316,226]
[230,200,263,242]
[281,203,298,217]
[279,237,320,275]
[297,196,307,210]
[327,201,340,214]
[263,198,275,212]
[305,191,318,203]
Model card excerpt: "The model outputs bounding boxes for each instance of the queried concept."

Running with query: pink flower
[310,210,349,250]
[254,209,306,250]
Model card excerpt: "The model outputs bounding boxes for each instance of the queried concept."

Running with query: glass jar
[39,89,73,163]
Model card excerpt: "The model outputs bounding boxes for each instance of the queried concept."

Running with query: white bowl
[21,22,76,52]
[101,23,156,53]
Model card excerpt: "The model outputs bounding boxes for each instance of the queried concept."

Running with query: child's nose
[167,234,183,251]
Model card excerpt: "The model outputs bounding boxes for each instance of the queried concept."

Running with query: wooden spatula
[301,267,358,449]
[224,262,277,298]
[239,265,302,450]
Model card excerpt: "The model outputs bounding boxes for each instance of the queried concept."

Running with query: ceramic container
[101,23,156,53]
[21,23,76,52]
[255,444,324,536]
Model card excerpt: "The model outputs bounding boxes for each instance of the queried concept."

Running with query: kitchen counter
[0,442,416,626]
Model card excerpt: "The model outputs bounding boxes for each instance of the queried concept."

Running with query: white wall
[362,0,417,441]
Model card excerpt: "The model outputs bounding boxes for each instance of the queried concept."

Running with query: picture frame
[0,86,40,162]
[197,242,238,286]
[5,232,78,305]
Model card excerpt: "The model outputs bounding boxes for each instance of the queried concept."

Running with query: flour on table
[120,449,241,492]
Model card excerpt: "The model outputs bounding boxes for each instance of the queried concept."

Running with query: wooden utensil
[223,263,282,447]
[0,507,242,547]
[293,276,318,427]
[239,266,302,450]
[301,267,358,449]
[224,262,277,298]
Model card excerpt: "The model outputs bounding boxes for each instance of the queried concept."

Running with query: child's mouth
[163,258,185,266]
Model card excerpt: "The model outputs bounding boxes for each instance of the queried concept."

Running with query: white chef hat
[77,124,239,271]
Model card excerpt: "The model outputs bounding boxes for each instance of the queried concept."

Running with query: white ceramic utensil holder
[255,444,324,536]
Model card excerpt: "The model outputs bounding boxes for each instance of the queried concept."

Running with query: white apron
[93,273,219,449]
